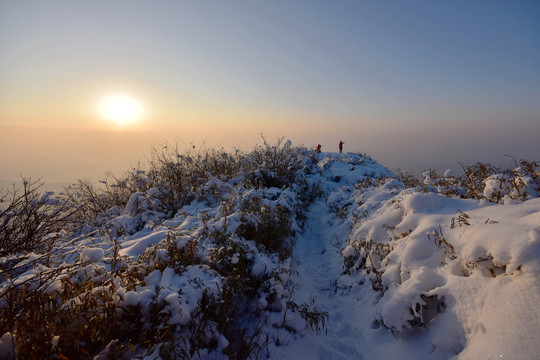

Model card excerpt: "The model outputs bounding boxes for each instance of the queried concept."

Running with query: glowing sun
[98,93,144,125]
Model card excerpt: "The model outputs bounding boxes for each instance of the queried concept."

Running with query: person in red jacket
[339,141,344,153]
[316,144,322,153]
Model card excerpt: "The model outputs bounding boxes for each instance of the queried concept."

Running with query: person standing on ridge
[316,144,322,153]
[339,141,344,153]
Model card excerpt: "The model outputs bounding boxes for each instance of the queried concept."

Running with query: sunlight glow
[98,94,144,125]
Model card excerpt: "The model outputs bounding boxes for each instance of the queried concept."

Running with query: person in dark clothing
[339,141,344,153]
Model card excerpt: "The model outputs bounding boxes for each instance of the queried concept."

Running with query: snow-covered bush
[483,163,539,202]
[245,137,306,189]
[420,160,540,203]
[422,169,465,197]
[237,191,295,260]
[0,139,330,359]
[339,161,540,350]
[0,178,74,256]
[458,162,500,199]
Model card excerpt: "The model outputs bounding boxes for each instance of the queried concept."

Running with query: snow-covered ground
[1,149,539,359]
[274,153,540,359]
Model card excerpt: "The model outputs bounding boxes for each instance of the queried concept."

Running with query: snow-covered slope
[276,154,540,360]
[1,147,539,359]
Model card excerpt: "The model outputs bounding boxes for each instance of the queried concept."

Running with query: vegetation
[0,138,326,359]
[2,137,538,358]
[343,158,539,335]
[413,159,540,202]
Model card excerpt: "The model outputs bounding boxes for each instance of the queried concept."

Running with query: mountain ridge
[1,142,539,359]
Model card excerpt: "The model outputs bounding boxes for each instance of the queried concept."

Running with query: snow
[274,154,540,359]
[80,247,104,263]
[2,149,539,359]
[118,229,169,258]
[251,252,278,276]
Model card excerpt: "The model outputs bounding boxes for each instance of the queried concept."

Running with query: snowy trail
[287,200,365,359]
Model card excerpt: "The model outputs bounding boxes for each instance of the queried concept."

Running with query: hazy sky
[1,0,539,184]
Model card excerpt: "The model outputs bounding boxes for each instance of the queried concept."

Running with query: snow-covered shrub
[0,256,143,359]
[237,193,295,260]
[340,181,453,335]
[2,139,383,359]
[458,162,500,199]
[343,238,393,293]
[132,222,324,358]
[145,143,247,212]
[483,166,539,203]
[105,189,169,238]
[327,186,355,219]
[422,169,465,197]
[245,137,306,189]
[426,226,457,265]
[292,178,325,228]
[395,169,422,189]
[519,159,540,183]
[63,177,136,230]
[339,158,540,351]
[423,159,540,203]
[140,231,203,273]
[0,178,73,256]
[196,176,238,207]
[412,160,540,203]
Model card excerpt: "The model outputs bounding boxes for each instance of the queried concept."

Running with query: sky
[1,0,539,185]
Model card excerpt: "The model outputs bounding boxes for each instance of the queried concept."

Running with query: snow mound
[339,178,540,359]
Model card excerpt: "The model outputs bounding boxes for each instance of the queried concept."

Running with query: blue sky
[1,0,539,182]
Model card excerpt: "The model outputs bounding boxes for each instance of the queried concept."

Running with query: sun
[98,93,144,125]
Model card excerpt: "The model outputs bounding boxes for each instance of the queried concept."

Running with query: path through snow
[273,200,365,359]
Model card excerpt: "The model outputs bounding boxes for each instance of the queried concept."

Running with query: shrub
[343,238,392,294]
[395,169,422,189]
[422,169,465,197]
[483,161,540,202]
[63,176,136,230]
[415,159,540,203]
[0,178,74,256]
[246,136,305,189]
[237,195,295,260]
[1,138,333,359]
